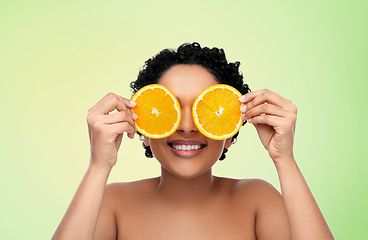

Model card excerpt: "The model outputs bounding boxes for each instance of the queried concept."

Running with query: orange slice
[131,84,181,139]
[192,84,243,140]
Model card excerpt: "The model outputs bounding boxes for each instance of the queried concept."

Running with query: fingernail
[241,114,246,121]
[130,100,136,106]
[239,95,246,102]
[133,113,138,120]
[240,105,247,112]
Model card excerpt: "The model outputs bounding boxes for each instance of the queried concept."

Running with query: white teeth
[172,144,202,151]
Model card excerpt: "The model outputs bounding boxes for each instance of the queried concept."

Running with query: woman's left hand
[239,89,297,164]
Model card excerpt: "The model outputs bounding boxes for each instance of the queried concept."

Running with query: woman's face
[144,64,232,179]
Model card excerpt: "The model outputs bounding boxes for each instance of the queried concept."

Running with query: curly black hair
[130,42,251,160]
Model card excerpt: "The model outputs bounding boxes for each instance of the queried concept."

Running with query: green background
[1,0,367,239]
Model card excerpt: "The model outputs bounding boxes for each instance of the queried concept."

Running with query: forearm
[275,158,334,240]
[52,162,111,240]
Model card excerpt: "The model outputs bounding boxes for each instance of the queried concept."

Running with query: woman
[52,43,334,239]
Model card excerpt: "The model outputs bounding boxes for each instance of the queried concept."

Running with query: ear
[224,137,232,149]
[144,137,150,147]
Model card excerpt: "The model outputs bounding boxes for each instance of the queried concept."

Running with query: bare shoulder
[214,177,283,212]
[220,177,290,239]
[236,178,281,198]
[94,178,161,239]
[215,177,290,239]
[215,177,280,198]
[106,177,160,191]
[104,177,160,205]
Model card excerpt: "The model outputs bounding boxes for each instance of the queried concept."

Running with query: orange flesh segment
[132,85,180,138]
[193,85,242,140]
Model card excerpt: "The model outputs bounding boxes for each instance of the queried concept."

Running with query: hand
[239,89,297,163]
[86,92,137,170]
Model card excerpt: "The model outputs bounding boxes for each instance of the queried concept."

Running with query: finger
[241,103,291,121]
[103,111,137,129]
[243,89,287,109]
[239,89,295,113]
[94,93,132,115]
[127,132,135,139]
[248,115,284,128]
[122,98,137,109]
[107,96,136,113]
[248,114,296,133]
[88,92,118,114]
[108,121,136,138]
[239,89,267,103]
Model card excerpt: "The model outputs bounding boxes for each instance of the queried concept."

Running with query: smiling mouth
[168,144,205,151]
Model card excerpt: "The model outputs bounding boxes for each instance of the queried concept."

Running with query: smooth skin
[52,65,334,240]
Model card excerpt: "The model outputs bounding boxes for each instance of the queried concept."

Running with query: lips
[168,139,206,158]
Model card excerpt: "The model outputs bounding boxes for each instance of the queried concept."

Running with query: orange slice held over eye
[131,84,181,139]
[192,84,243,140]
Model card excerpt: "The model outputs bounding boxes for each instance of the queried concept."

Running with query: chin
[173,171,204,180]
[162,162,215,180]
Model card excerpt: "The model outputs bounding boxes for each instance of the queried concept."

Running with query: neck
[155,166,217,206]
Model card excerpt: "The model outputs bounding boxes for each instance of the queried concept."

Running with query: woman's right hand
[87,92,137,170]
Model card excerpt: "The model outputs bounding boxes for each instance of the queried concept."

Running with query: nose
[177,107,198,134]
